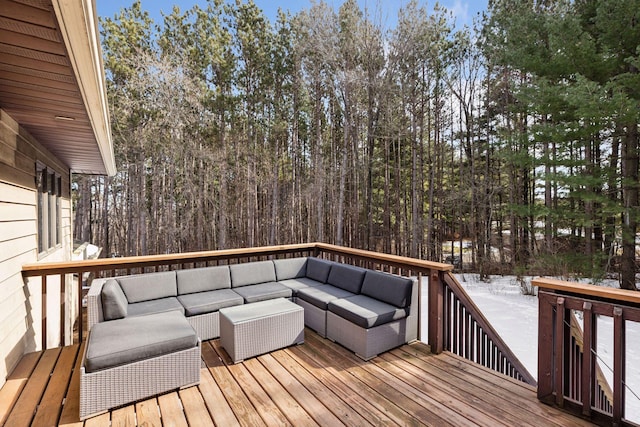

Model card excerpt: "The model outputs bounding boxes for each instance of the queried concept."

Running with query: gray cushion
[305,258,333,283]
[273,257,307,280]
[326,263,366,294]
[232,282,292,303]
[101,279,128,320]
[220,298,301,323]
[327,294,409,329]
[178,289,244,316]
[360,271,414,308]
[296,284,355,310]
[85,311,198,372]
[117,271,177,303]
[230,261,276,287]
[127,297,184,317]
[279,277,324,296]
[177,266,231,294]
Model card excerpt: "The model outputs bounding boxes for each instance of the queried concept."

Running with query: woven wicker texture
[294,298,326,337]
[326,311,407,360]
[220,300,304,363]
[87,279,106,332]
[187,311,220,341]
[79,340,201,419]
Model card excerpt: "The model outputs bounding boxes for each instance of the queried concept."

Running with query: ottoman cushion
[85,311,198,373]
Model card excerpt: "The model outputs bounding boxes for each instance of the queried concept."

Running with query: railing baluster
[78,271,85,344]
[60,273,65,347]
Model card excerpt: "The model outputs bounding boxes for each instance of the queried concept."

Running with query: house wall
[0,109,74,388]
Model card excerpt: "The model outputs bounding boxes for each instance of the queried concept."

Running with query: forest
[73,0,640,289]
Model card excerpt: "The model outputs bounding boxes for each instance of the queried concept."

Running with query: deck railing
[534,278,640,426]
[21,243,534,384]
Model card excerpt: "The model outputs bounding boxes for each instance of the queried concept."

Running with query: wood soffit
[0,0,115,175]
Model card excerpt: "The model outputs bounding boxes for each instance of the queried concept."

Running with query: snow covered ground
[434,274,640,423]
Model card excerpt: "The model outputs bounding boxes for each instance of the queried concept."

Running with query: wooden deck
[0,329,594,427]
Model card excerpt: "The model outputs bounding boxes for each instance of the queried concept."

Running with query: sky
[96,0,488,31]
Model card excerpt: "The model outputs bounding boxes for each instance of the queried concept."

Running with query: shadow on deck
[0,329,594,427]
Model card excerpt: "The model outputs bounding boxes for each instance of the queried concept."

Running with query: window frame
[37,163,62,256]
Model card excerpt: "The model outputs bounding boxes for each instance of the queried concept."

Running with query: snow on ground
[434,273,640,423]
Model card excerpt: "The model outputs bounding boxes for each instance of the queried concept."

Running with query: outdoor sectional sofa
[81,256,417,418]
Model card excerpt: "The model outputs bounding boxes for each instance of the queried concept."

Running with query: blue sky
[97,0,487,30]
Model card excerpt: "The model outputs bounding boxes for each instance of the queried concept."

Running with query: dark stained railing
[534,278,640,426]
[21,242,535,386]
[431,272,537,385]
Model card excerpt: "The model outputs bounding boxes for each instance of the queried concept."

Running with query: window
[37,165,62,254]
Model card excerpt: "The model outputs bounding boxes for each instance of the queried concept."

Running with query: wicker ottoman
[219,298,304,363]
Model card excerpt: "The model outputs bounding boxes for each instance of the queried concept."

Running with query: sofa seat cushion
[232,282,292,303]
[361,271,413,308]
[84,311,198,373]
[127,297,184,318]
[327,295,409,329]
[279,277,324,296]
[296,284,355,310]
[178,289,244,316]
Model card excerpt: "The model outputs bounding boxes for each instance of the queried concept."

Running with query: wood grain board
[0,329,596,426]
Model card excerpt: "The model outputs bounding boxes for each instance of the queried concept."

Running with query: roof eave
[52,0,116,176]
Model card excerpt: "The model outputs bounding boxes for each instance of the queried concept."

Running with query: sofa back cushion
[327,263,366,294]
[101,279,128,320]
[230,261,276,287]
[118,271,177,303]
[273,257,307,280]
[360,270,413,308]
[176,266,231,294]
[305,257,333,283]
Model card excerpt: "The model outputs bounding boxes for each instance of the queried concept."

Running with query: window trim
[37,163,63,257]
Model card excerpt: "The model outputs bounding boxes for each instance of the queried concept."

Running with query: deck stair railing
[427,271,537,385]
[534,278,640,426]
[21,242,534,385]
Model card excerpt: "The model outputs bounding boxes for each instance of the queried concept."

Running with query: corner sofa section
[88,256,418,358]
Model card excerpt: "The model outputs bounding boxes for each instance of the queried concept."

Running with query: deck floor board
[0,328,596,427]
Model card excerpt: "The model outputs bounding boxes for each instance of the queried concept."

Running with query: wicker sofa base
[187,311,220,341]
[326,311,414,360]
[294,299,327,337]
[79,340,201,420]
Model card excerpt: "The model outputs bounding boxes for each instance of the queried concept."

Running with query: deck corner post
[428,270,444,354]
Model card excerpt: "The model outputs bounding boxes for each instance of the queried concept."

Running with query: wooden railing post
[428,270,444,354]
[613,307,625,425]
[41,275,47,350]
[554,297,566,406]
[538,291,555,401]
[582,302,594,416]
